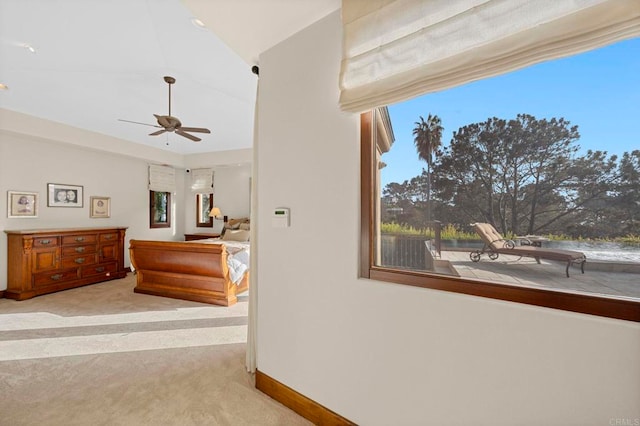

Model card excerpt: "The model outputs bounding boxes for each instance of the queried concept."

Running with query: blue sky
[382,37,640,187]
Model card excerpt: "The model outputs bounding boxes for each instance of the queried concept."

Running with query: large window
[361,39,640,322]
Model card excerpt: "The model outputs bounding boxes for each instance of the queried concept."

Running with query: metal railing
[380,221,441,271]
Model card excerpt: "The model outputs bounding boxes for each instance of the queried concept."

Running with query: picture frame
[47,183,83,207]
[7,191,38,218]
[90,196,111,218]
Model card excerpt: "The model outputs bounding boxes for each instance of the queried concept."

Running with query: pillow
[227,217,249,227]
[239,223,250,231]
[222,229,250,242]
[220,220,241,237]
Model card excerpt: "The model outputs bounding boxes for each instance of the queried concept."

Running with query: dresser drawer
[33,268,79,287]
[61,254,98,268]
[62,245,97,256]
[100,233,118,243]
[62,234,97,245]
[33,237,60,247]
[82,262,117,278]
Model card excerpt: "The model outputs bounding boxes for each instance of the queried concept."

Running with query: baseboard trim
[0,290,5,299]
[255,369,355,425]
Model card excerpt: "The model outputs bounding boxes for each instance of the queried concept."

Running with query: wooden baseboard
[0,290,5,299]
[255,369,355,425]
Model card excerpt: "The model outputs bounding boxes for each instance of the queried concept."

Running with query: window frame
[196,193,214,228]
[360,110,640,323]
[149,190,171,229]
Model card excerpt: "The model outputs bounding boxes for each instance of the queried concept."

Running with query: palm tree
[413,114,443,223]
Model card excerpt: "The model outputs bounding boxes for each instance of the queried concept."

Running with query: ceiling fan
[119,76,211,142]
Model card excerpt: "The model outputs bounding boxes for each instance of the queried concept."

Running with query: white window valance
[190,168,214,193]
[148,164,175,192]
[339,0,640,112]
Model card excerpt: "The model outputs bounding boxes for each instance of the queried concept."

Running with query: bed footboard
[129,240,249,306]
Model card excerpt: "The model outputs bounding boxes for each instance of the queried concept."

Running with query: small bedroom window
[196,193,213,227]
[150,191,171,228]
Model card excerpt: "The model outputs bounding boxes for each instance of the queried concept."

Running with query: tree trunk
[426,161,431,224]
[527,174,541,235]
[511,169,519,235]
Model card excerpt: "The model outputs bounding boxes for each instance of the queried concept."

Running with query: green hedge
[381,222,640,243]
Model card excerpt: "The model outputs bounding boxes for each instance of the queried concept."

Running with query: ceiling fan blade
[180,127,211,134]
[149,129,167,136]
[175,130,201,142]
[118,119,162,128]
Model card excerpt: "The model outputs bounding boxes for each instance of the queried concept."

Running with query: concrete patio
[438,249,640,300]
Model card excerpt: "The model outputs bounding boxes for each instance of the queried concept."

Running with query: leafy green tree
[606,150,640,236]
[511,115,580,234]
[433,114,583,235]
[433,116,512,233]
[542,150,619,237]
[384,113,636,240]
[619,150,640,235]
[382,171,432,228]
[382,181,415,225]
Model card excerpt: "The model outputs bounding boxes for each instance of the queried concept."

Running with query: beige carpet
[0,274,311,426]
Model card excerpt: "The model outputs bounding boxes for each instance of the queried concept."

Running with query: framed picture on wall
[90,196,111,218]
[47,183,83,207]
[7,191,38,218]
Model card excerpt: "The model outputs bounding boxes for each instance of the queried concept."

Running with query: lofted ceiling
[0,0,340,155]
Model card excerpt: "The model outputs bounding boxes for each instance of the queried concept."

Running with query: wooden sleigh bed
[129,239,249,306]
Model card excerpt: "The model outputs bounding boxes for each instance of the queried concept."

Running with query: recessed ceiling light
[191,18,206,29]
[0,83,8,90]
[23,43,36,53]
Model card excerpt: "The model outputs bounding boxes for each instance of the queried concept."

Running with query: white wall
[256,11,640,426]
[0,113,251,290]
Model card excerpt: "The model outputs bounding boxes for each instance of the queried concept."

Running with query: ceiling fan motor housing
[156,114,182,130]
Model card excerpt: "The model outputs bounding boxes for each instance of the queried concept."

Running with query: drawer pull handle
[75,247,86,253]
[96,267,105,273]
[40,239,51,245]
[75,237,85,242]
[104,235,113,240]
[75,258,86,264]
[51,274,63,281]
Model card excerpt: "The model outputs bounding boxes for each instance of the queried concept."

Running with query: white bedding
[195,239,250,284]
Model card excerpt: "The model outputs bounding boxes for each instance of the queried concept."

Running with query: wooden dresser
[5,227,128,300]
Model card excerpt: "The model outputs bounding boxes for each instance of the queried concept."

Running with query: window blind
[190,168,214,193]
[339,0,640,112]
[148,164,175,192]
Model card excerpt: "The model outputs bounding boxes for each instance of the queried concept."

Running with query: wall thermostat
[272,208,290,228]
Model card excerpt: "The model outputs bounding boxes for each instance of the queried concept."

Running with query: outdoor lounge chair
[470,223,586,277]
